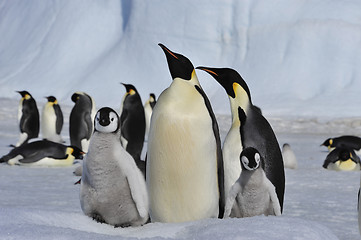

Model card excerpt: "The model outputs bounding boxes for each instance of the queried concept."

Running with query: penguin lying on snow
[197,66,285,213]
[321,135,361,154]
[0,140,84,167]
[224,147,281,218]
[15,91,40,147]
[146,44,224,223]
[42,96,64,143]
[322,147,361,171]
[80,107,148,227]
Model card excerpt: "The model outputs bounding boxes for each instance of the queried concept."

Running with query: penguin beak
[196,66,219,77]
[159,43,178,60]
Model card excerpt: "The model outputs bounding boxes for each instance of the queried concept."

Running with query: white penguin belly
[328,160,359,171]
[42,106,59,141]
[147,95,219,222]
[223,125,242,200]
[9,156,74,167]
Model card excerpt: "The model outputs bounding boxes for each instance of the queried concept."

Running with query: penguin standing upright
[282,143,298,169]
[224,147,281,218]
[146,44,224,223]
[119,83,146,170]
[41,96,63,143]
[0,140,84,167]
[197,67,285,213]
[15,91,40,147]
[69,92,96,152]
[144,93,156,140]
[80,107,148,227]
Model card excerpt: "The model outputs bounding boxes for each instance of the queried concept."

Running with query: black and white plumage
[0,140,84,167]
[41,96,63,143]
[119,83,146,174]
[224,147,281,218]
[144,93,156,140]
[322,147,361,171]
[80,107,148,227]
[15,91,40,147]
[146,44,224,223]
[69,92,96,152]
[197,67,285,213]
[321,135,361,155]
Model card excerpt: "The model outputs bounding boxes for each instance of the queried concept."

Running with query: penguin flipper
[322,150,339,169]
[265,177,281,216]
[195,85,225,218]
[125,173,148,219]
[54,105,64,135]
[224,182,241,218]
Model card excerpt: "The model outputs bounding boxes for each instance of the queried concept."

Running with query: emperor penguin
[69,92,96,152]
[41,96,64,143]
[80,107,148,227]
[0,140,84,167]
[197,66,285,213]
[358,176,361,235]
[224,147,281,218]
[119,83,146,173]
[146,44,224,223]
[282,143,298,169]
[321,135,361,155]
[144,93,156,140]
[15,91,40,147]
[322,147,361,171]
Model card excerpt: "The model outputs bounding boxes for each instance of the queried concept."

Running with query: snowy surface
[1,99,360,239]
[1,0,361,239]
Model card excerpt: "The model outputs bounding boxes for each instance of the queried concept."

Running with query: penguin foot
[92,213,106,224]
[114,222,131,228]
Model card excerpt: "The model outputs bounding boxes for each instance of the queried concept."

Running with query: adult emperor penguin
[69,92,96,152]
[146,44,224,223]
[0,140,84,167]
[321,135,361,155]
[119,83,146,173]
[80,107,148,227]
[197,66,285,213]
[15,91,40,147]
[224,147,281,218]
[144,93,156,140]
[41,96,64,143]
[322,147,361,171]
[282,143,298,169]
[358,177,361,235]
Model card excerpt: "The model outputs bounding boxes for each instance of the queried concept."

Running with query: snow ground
[0,99,360,239]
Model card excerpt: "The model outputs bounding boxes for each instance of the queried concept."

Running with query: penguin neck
[170,73,201,101]
[229,97,250,124]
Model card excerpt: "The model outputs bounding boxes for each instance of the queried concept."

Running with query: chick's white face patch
[95,111,118,133]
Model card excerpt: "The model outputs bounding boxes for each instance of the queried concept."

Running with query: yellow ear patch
[232,82,240,97]
[66,147,74,155]
[24,94,31,100]
[329,139,333,146]
[54,100,58,104]
[128,89,136,95]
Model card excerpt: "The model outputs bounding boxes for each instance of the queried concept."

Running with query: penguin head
[71,92,89,103]
[159,43,195,81]
[240,147,263,171]
[94,107,119,133]
[67,146,85,160]
[45,96,57,104]
[338,148,353,162]
[121,83,138,96]
[149,93,156,102]
[16,90,32,100]
[321,138,333,147]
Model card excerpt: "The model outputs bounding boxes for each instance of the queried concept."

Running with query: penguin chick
[282,143,298,169]
[322,147,361,171]
[144,93,156,141]
[80,107,148,227]
[69,92,96,152]
[15,91,40,147]
[224,147,281,218]
[321,135,361,155]
[0,140,84,167]
[41,96,64,143]
[119,83,146,168]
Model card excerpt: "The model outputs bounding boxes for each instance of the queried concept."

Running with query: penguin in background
[282,143,298,169]
[69,92,96,153]
[119,83,146,174]
[0,140,84,167]
[224,147,281,218]
[80,107,148,227]
[41,96,64,143]
[15,91,40,147]
[322,147,361,171]
[358,177,361,235]
[144,93,157,141]
[197,66,285,213]
[321,135,361,155]
[146,44,224,223]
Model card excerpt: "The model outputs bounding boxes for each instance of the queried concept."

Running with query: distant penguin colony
[69,92,96,153]
[80,107,148,227]
[197,66,285,214]
[146,44,224,223]
[15,91,40,147]
[224,147,281,218]
[41,96,64,143]
[119,83,146,175]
